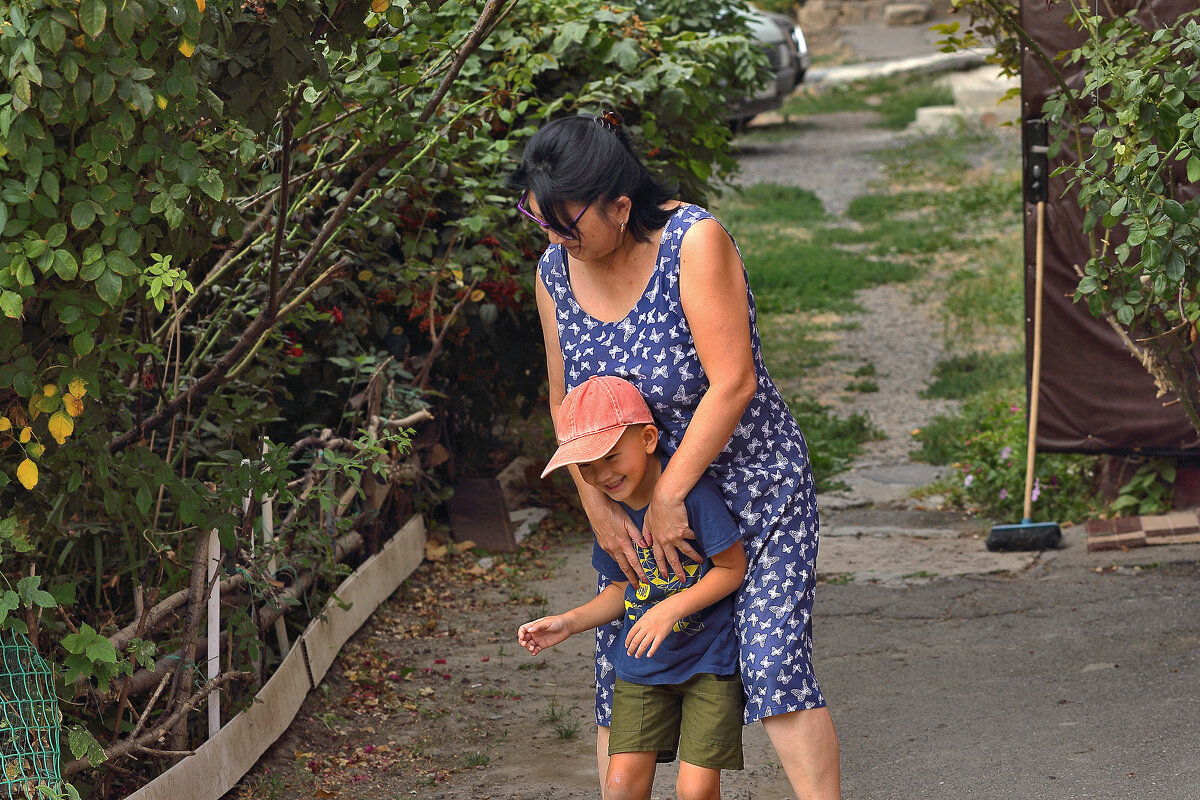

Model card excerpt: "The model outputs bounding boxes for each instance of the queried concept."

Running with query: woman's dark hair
[508,113,678,243]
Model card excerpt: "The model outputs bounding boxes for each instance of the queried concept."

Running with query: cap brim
[540,426,626,479]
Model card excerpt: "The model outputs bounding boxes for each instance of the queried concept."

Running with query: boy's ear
[640,424,658,453]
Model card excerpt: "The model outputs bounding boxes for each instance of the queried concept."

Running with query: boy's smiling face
[577,424,660,509]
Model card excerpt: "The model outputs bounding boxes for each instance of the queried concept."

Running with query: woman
[510,113,841,799]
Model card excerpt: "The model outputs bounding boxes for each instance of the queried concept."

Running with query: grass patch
[790,398,883,492]
[756,312,831,382]
[922,351,1023,400]
[543,696,582,740]
[782,75,954,129]
[718,184,914,314]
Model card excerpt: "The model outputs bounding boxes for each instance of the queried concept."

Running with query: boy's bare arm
[518,581,628,656]
[625,542,747,658]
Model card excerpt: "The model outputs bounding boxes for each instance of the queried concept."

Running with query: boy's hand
[518,615,572,656]
[624,604,677,659]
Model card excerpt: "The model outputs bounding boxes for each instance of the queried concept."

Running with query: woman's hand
[642,491,701,582]
[584,491,648,585]
[518,615,572,656]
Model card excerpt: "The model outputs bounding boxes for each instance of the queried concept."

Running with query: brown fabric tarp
[1020,0,1200,455]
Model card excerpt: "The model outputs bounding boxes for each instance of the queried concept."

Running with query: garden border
[121,515,427,800]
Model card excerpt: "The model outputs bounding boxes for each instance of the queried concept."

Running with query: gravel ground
[733,111,896,216]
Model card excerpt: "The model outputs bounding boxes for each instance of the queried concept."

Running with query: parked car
[729,7,811,126]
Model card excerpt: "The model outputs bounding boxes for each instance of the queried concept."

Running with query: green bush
[914,389,1100,524]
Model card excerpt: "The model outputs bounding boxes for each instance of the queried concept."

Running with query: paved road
[818,527,1200,800]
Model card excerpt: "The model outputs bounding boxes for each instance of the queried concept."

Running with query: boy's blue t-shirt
[591,465,743,685]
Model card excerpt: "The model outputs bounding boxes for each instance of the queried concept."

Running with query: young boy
[518,375,748,800]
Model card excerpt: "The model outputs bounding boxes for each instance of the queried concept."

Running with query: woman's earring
[620,221,626,232]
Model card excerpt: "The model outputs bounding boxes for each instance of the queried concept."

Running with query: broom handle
[1023,200,1046,521]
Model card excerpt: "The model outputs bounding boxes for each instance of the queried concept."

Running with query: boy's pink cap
[541,376,653,478]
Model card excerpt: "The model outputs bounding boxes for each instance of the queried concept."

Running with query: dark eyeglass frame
[517,191,590,240]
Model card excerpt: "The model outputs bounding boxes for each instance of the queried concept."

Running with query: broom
[986,193,1062,552]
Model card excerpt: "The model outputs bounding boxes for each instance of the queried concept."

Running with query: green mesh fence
[0,633,62,798]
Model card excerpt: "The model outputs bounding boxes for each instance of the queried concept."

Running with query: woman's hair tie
[594,110,623,133]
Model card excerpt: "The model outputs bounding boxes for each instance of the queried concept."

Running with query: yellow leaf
[68,378,88,398]
[357,270,375,282]
[179,39,195,58]
[64,395,84,418]
[48,412,74,445]
[42,384,58,397]
[0,417,10,432]
[25,442,44,459]
[469,289,485,302]
[155,93,168,110]
[17,459,37,490]
[19,426,31,444]
[73,33,86,49]
[371,0,388,11]
[195,0,205,11]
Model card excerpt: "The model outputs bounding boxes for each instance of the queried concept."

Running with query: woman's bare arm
[643,218,756,578]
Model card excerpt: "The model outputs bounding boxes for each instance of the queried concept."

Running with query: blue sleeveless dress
[539,204,826,725]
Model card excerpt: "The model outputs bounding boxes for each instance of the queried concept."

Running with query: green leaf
[0,291,22,319]
[73,330,95,356]
[106,251,137,276]
[68,727,107,767]
[1189,156,1200,184]
[94,269,124,307]
[118,227,140,254]
[610,38,641,71]
[198,174,224,201]
[79,256,106,282]
[53,248,79,280]
[0,591,19,626]
[93,72,115,104]
[71,201,97,230]
[113,6,135,43]
[86,635,118,664]
[79,0,107,38]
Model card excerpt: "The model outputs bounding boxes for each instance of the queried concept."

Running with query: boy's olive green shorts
[608,673,744,770]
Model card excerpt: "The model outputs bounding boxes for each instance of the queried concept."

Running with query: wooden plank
[124,516,426,800]
[303,515,426,683]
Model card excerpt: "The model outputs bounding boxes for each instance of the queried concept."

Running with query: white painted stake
[262,491,290,655]
[206,527,221,739]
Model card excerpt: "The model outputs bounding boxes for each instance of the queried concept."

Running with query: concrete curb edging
[807,49,988,85]
[123,515,427,800]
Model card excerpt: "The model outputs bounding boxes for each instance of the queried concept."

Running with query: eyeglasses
[517,191,590,240]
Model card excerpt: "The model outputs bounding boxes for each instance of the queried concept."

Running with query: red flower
[287,346,304,358]
[142,373,156,391]
[480,235,500,248]
[329,306,345,325]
